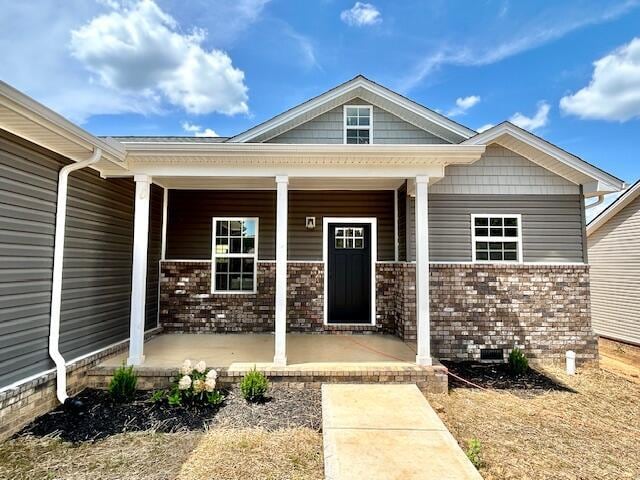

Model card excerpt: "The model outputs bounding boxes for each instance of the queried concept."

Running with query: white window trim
[343,105,373,144]
[471,213,523,264]
[211,217,259,294]
[323,217,377,326]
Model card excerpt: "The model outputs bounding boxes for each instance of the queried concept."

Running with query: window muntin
[344,105,372,144]
[335,227,365,249]
[472,215,521,263]
[212,218,258,293]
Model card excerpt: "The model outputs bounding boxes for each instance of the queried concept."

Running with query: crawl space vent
[480,348,504,361]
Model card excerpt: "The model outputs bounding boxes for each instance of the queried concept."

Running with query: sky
[1,0,640,219]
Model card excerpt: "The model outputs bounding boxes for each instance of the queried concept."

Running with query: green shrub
[240,367,269,402]
[150,390,166,403]
[508,347,529,375]
[466,438,483,469]
[162,359,224,408]
[108,364,137,403]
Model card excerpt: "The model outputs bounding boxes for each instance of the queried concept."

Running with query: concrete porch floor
[102,333,419,371]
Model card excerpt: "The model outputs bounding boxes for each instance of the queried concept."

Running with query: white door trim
[323,217,377,326]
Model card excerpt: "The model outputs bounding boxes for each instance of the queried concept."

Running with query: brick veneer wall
[429,264,597,363]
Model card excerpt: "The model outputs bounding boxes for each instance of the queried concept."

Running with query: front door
[327,223,372,323]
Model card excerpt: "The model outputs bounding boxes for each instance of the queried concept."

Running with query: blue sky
[1,0,640,214]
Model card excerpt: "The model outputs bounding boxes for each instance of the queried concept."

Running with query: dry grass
[429,366,640,480]
[0,428,323,480]
[176,428,323,480]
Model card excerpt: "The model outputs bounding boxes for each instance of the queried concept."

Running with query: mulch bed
[16,385,322,443]
[442,361,575,396]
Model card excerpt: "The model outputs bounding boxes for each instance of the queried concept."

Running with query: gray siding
[397,183,407,261]
[406,194,586,263]
[430,145,580,195]
[0,131,154,388]
[288,191,395,261]
[145,184,163,330]
[588,193,640,345]
[165,190,396,261]
[267,98,449,144]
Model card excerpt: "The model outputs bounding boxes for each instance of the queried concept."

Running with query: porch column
[127,175,151,365]
[415,175,432,366]
[273,175,288,366]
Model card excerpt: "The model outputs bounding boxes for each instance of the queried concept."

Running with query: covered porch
[102,142,486,370]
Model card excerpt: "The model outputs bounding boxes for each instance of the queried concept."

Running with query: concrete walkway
[322,384,483,480]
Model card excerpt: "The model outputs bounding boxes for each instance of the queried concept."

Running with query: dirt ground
[598,338,640,383]
[0,428,323,480]
[429,365,640,480]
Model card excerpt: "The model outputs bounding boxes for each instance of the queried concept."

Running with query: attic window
[344,105,372,144]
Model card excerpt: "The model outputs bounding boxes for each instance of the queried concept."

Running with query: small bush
[150,390,166,403]
[466,438,483,469]
[240,367,269,402]
[108,364,137,403]
[508,347,529,375]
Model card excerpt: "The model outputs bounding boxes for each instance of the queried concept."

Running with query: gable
[430,145,580,195]
[267,98,450,145]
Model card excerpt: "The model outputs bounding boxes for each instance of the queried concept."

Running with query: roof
[587,179,640,236]
[463,122,626,197]
[228,75,477,144]
[107,136,229,143]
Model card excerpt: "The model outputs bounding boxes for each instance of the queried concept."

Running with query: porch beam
[415,175,432,366]
[127,175,151,366]
[273,175,288,366]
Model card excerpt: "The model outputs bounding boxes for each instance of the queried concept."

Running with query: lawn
[429,365,640,480]
[0,428,323,480]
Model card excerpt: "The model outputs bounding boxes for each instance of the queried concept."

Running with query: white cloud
[182,121,219,137]
[447,95,481,117]
[476,123,494,133]
[509,102,550,131]
[69,0,248,116]
[399,1,640,91]
[340,2,381,26]
[560,37,640,121]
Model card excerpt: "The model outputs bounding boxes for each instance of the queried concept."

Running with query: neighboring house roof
[227,75,477,144]
[587,179,640,236]
[463,122,626,197]
[0,81,126,171]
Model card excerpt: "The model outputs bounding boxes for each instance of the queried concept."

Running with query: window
[344,105,372,144]
[471,214,522,263]
[212,218,258,293]
[335,227,365,249]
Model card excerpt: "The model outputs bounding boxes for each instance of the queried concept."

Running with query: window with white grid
[344,105,372,144]
[212,218,258,293]
[471,214,522,263]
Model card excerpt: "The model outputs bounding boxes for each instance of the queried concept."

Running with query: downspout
[585,195,605,210]
[49,148,102,404]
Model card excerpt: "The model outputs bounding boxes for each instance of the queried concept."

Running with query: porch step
[322,384,482,480]
[87,363,448,394]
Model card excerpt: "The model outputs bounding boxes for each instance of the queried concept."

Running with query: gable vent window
[344,105,372,144]
[471,214,522,263]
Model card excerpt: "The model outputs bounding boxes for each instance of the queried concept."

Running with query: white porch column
[127,175,152,365]
[273,175,288,366]
[415,175,432,366]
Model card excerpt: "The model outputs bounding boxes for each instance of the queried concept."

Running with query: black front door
[327,223,372,323]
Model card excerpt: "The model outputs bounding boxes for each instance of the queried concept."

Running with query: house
[587,180,640,346]
[0,75,626,438]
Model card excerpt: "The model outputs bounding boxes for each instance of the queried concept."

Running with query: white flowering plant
[160,359,223,407]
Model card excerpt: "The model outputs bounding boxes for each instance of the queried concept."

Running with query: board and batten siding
[267,98,449,145]
[588,194,640,345]
[165,190,396,261]
[0,130,161,389]
[405,193,587,263]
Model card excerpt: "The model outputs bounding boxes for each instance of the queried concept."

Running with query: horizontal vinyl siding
[166,190,277,260]
[165,190,395,261]
[267,98,448,145]
[145,184,163,330]
[430,145,580,195]
[588,194,640,345]
[0,131,138,388]
[288,190,395,261]
[407,193,586,263]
